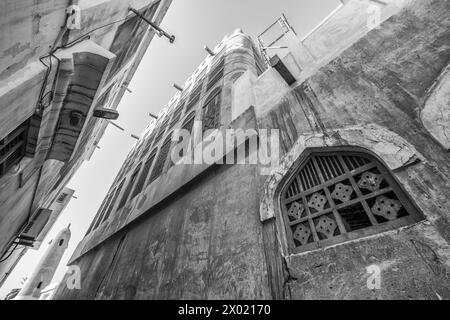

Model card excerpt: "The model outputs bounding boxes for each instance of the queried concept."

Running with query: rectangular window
[131,155,155,199]
[185,81,204,112]
[101,180,125,223]
[56,192,68,203]
[107,2,160,82]
[93,190,115,230]
[170,113,196,164]
[140,133,155,161]
[117,168,140,210]
[0,118,30,178]
[206,58,225,91]
[169,100,185,128]
[148,138,171,184]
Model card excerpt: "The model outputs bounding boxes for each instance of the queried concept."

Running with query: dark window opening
[37,282,42,289]
[131,155,154,199]
[58,239,64,246]
[0,118,30,179]
[169,99,186,128]
[101,180,125,223]
[182,112,196,135]
[280,149,423,254]
[185,81,204,112]
[169,112,196,164]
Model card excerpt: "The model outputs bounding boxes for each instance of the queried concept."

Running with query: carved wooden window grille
[92,189,115,231]
[88,178,124,234]
[202,89,221,134]
[56,192,68,203]
[143,149,158,185]
[0,119,30,178]
[169,111,195,168]
[280,149,422,253]
[132,151,156,198]
[170,99,186,128]
[185,81,204,112]
[169,111,196,164]
[118,166,140,210]
[206,58,225,92]
[154,116,169,144]
[252,44,267,76]
[149,135,172,183]
[101,179,125,223]
[140,131,155,161]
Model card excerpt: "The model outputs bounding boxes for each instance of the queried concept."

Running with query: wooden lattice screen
[202,89,221,134]
[280,150,422,253]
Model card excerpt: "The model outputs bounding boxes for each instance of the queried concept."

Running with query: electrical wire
[0,243,20,264]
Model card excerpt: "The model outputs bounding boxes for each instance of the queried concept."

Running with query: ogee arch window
[280,148,422,253]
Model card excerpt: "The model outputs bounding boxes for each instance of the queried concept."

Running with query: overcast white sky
[0,0,340,298]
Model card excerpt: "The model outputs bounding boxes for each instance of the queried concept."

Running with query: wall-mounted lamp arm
[129,7,175,43]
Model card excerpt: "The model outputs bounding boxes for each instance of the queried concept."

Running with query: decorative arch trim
[260,124,423,223]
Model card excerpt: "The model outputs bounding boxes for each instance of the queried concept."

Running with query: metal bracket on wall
[129,7,175,43]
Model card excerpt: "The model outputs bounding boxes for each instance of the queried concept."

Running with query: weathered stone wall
[55,164,271,299]
[67,30,261,263]
[257,0,450,299]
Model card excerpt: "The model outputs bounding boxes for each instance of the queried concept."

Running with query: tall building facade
[0,0,172,285]
[56,0,450,299]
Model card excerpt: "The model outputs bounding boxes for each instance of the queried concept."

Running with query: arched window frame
[277,147,423,254]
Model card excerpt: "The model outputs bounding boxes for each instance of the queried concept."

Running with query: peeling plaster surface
[421,64,450,149]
